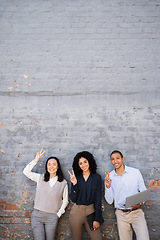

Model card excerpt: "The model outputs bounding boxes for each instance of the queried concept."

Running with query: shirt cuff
[57,209,65,218]
[72,183,78,191]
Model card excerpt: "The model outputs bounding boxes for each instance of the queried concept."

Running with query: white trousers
[115,209,150,240]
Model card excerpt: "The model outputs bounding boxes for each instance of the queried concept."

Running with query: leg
[31,209,45,240]
[84,204,102,240]
[131,209,150,240]
[69,204,83,240]
[115,210,133,240]
[45,213,59,240]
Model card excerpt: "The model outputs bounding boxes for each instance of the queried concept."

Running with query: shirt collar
[113,165,128,176]
[49,175,58,181]
[124,165,129,172]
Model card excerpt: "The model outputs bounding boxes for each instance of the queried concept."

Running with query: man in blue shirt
[104,150,150,240]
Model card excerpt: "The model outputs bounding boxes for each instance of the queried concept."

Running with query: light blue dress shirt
[104,165,147,209]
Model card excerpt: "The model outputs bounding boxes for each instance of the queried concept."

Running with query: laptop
[125,189,151,208]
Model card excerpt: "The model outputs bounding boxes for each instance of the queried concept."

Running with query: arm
[94,174,102,222]
[131,169,147,209]
[23,148,46,183]
[137,169,147,192]
[104,186,114,204]
[68,170,79,203]
[70,183,79,202]
[23,159,40,182]
[57,184,69,218]
[104,172,114,204]
[93,174,102,230]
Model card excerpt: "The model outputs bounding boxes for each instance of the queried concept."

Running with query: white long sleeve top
[23,159,69,217]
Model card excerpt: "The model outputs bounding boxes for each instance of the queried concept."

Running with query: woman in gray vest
[23,149,68,240]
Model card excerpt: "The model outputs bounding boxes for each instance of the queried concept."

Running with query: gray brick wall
[0,0,160,239]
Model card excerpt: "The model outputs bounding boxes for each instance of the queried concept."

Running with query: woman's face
[47,158,58,177]
[78,157,90,173]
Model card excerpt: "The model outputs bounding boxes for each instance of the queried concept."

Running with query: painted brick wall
[0,0,160,239]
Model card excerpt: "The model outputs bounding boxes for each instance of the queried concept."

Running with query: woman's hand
[68,170,77,185]
[93,221,100,230]
[35,148,46,163]
[104,172,112,189]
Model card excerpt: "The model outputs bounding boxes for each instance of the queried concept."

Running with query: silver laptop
[125,189,151,208]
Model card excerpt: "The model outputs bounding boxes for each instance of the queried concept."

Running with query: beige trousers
[115,209,150,240]
[69,203,102,240]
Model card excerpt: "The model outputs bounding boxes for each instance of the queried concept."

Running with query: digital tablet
[125,189,151,208]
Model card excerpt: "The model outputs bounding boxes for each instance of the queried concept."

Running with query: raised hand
[68,170,77,185]
[35,148,46,163]
[104,172,112,189]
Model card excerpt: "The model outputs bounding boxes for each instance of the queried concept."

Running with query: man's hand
[132,202,143,210]
[104,172,112,188]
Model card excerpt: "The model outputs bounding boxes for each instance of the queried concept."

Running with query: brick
[0,0,160,239]
[148,179,160,189]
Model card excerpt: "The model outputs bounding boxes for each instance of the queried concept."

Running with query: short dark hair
[44,156,64,182]
[110,150,123,159]
[72,151,97,177]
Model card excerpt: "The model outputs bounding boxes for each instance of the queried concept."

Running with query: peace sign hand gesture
[68,170,77,185]
[35,148,46,163]
[104,172,112,189]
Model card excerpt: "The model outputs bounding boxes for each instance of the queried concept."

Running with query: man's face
[110,152,124,170]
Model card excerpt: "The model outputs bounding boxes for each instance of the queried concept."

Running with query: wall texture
[0,0,160,239]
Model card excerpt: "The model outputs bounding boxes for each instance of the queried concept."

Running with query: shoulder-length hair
[72,151,97,177]
[44,156,64,182]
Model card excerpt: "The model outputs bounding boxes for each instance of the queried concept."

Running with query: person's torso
[34,175,67,213]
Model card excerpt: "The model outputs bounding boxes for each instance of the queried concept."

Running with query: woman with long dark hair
[23,149,68,240]
[68,151,103,240]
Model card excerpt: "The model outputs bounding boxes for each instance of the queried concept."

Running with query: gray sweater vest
[34,175,67,214]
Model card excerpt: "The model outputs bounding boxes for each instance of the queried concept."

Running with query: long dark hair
[44,156,64,182]
[72,151,97,177]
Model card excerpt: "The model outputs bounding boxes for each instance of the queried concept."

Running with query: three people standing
[23,149,150,240]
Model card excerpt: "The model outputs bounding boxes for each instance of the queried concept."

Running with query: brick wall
[0,0,160,239]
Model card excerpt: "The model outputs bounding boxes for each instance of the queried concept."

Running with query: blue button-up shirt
[104,165,147,209]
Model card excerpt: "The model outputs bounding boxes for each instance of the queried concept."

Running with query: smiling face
[78,157,90,174]
[110,152,124,170]
[47,158,58,177]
